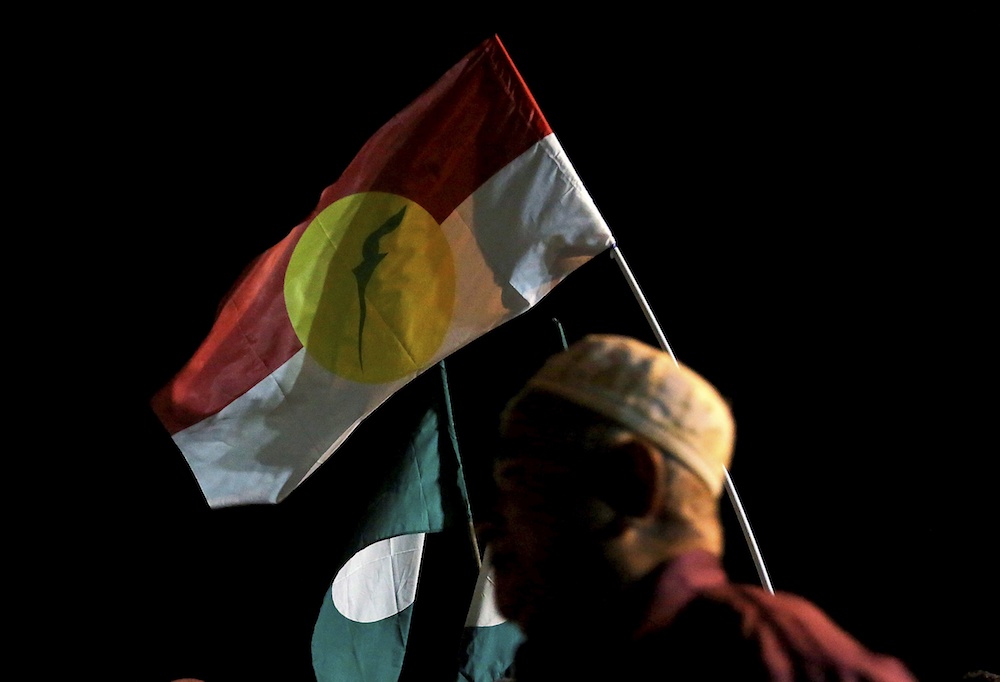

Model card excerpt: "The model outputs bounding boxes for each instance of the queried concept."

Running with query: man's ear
[595,437,665,519]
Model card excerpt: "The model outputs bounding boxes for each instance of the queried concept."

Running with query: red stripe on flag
[152,35,552,435]
[151,226,307,435]
[314,34,551,223]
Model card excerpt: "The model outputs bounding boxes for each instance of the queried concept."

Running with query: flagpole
[609,244,775,594]
[438,361,484,571]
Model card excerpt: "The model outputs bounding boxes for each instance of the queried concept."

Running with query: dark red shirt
[507,549,917,681]
[636,549,917,680]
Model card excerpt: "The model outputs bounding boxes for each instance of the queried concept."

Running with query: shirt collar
[635,549,728,638]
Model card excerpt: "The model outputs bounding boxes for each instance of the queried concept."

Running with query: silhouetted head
[487,334,735,633]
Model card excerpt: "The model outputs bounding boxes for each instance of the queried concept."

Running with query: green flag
[311,363,471,681]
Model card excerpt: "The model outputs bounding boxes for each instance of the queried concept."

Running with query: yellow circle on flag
[285,192,456,383]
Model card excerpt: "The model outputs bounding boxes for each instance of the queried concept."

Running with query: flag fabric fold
[456,545,524,682]
[151,33,614,508]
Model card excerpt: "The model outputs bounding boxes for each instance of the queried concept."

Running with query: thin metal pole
[724,468,773,593]
[610,245,678,366]
[439,361,483,571]
[610,244,775,594]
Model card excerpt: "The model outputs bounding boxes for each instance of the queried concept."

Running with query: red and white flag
[151,34,614,508]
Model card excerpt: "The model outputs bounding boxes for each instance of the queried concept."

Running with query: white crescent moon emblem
[331,533,426,623]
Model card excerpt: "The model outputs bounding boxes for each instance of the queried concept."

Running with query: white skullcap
[513,334,735,497]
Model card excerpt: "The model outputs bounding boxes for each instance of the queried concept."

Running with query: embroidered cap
[509,334,735,497]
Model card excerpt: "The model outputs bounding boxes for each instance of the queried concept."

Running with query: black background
[31,12,995,682]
